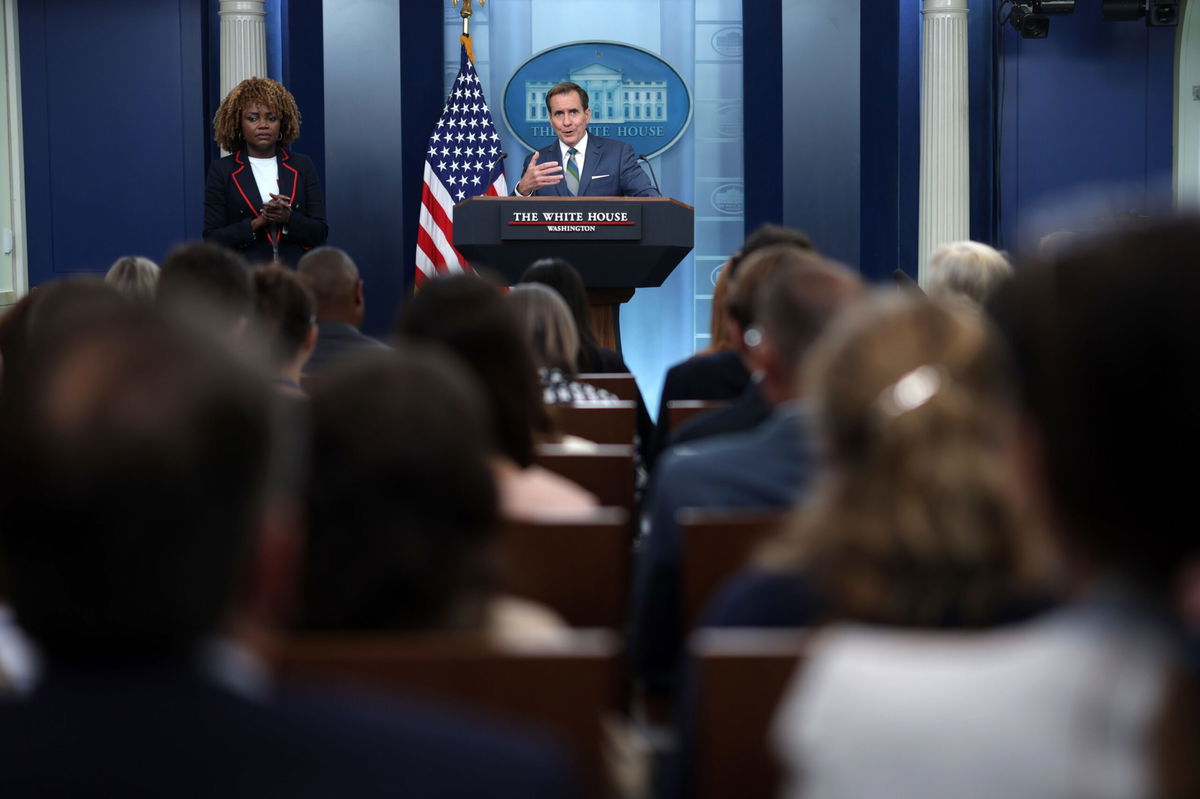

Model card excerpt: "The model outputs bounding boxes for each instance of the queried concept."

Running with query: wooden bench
[536,442,636,518]
[275,630,621,796]
[688,628,809,799]
[666,399,729,432]
[498,508,631,628]
[575,372,638,402]
[548,400,637,445]
[679,508,789,628]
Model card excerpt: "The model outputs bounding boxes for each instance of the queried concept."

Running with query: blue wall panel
[998,9,1176,253]
[20,0,207,284]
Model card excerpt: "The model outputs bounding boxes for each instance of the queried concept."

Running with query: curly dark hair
[212,77,301,152]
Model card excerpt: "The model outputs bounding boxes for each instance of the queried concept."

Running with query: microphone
[637,154,661,195]
[488,152,508,184]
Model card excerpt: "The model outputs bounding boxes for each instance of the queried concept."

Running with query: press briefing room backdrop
[1,0,1195,415]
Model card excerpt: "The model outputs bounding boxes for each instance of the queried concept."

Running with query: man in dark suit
[630,253,862,695]
[0,304,576,797]
[513,81,659,198]
[298,247,389,376]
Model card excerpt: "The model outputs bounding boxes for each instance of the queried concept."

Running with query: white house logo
[710,26,743,59]
[711,183,744,216]
[503,41,693,159]
[709,263,725,289]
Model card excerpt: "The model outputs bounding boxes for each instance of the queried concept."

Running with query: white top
[248,155,279,205]
[772,595,1172,799]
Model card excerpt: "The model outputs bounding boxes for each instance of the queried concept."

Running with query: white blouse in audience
[772,590,1171,799]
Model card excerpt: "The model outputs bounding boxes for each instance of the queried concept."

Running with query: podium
[453,196,694,350]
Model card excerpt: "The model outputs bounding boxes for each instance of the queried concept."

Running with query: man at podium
[513,82,661,198]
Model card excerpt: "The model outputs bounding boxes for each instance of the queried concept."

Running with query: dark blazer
[204,148,328,267]
[630,404,817,695]
[0,660,578,798]
[517,135,660,197]
[303,321,390,376]
[665,380,772,453]
[649,350,751,469]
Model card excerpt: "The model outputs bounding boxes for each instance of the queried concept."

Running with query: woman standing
[204,77,327,267]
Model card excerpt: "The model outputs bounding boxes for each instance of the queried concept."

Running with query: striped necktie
[565,148,580,195]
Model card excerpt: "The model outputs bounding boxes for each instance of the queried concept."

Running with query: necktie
[565,148,580,195]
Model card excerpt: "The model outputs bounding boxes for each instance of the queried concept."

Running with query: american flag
[415,39,508,285]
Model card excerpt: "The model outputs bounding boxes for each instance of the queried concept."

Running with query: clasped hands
[252,193,293,232]
[516,152,563,195]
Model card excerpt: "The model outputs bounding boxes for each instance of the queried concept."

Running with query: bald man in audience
[297,247,388,376]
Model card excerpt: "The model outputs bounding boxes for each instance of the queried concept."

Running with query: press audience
[0,302,576,796]
[771,217,1200,798]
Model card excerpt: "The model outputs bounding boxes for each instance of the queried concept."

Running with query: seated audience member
[0,305,576,796]
[104,255,160,304]
[629,251,861,695]
[296,246,387,376]
[507,283,619,404]
[925,240,1013,305]
[518,257,655,462]
[298,349,564,645]
[665,244,824,454]
[649,223,815,467]
[250,264,317,397]
[518,257,624,374]
[705,293,1055,629]
[157,241,254,339]
[0,278,129,398]
[396,274,598,519]
[771,218,1200,799]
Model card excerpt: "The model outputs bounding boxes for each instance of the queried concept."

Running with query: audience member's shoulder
[662,349,750,400]
[277,684,580,797]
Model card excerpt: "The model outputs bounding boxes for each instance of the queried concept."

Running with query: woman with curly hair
[204,77,327,267]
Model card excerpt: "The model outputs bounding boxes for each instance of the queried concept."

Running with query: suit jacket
[666,379,772,453]
[517,135,660,197]
[649,350,751,469]
[629,403,817,694]
[0,658,577,798]
[204,148,328,268]
[303,321,390,376]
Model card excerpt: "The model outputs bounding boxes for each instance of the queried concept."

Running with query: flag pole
[451,0,486,47]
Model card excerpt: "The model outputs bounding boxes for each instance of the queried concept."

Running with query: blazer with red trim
[203,148,328,268]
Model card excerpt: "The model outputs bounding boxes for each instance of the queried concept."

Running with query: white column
[219,0,267,99]
[918,0,970,286]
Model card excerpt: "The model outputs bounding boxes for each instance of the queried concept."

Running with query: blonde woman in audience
[925,240,1012,305]
[104,255,159,303]
[767,217,1200,797]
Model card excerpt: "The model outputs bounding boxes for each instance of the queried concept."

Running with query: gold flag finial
[451,0,486,36]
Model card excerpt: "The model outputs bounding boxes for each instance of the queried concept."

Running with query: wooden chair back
[689,628,809,799]
[679,508,789,628]
[498,508,631,628]
[666,399,729,432]
[575,372,638,401]
[275,631,620,795]
[536,443,636,517]
[548,400,637,445]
